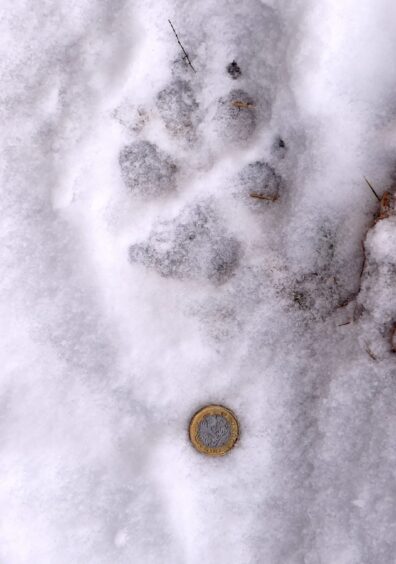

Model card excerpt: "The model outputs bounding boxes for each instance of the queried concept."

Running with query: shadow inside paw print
[119,140,177,198]
[237,160,283,207]
[129,202,241,285]
[214,89,258,144]
[288,226,347,318]
[156,79,200,140]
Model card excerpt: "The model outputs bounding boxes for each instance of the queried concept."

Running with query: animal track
[119,141,177,198]
[129,202,241,285]
[213,89,259,144]
[237,160,283,207]
[156,79,200,140]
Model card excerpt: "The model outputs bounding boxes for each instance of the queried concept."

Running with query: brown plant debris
[231,100,255,110]
[378,191,395,220]
[364,177,396,221]
[249,192,278,201]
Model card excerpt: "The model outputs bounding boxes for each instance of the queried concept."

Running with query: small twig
[250,192,277,201]
[364,177,381,202]
[365,344,377,361]
[168,20,196,73]
[337,321,351,327]
[231,100,255,110]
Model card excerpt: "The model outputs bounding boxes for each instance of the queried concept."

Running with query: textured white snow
[1,0,396,563]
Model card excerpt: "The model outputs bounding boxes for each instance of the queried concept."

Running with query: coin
[189,405,239,456]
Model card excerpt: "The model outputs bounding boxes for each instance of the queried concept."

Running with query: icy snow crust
[1,0,396,562]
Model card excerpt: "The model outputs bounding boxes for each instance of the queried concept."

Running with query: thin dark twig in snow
[168,19,196,73]
[365,343,377,361]
[249,192,277,201]
[364,176,381,202]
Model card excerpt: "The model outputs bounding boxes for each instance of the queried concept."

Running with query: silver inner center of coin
[198,414,231,448]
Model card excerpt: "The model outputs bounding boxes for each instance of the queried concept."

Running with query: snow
[0,0,395,562]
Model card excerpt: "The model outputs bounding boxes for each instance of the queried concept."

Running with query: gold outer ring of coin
[189,405,239,456]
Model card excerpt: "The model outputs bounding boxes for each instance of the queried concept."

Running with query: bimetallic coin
[189,405,239,456]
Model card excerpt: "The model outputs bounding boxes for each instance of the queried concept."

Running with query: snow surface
[1,0,396,562]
